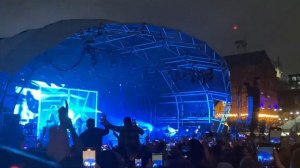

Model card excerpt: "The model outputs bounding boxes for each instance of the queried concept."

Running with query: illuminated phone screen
[270,130,281,144]
[257,146,274,167]
[83,149,96,167]
[152,153,163,167]
[135,158,142,167]
[166,144,171,152]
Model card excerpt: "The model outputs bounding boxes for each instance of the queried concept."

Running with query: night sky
[1,0,299,75]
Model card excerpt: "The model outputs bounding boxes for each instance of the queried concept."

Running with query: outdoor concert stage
[0,21,231,143]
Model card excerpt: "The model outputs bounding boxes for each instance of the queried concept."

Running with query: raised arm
[108,123,123,132]
[102,120,122,133]
[100,125,110,135]
[66,118,84,152]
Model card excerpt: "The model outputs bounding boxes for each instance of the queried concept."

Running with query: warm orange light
[258,114,279,118]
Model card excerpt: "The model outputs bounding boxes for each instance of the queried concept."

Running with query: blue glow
[14,86,40,125]
[15,87,41,100]
[37,87,98,137]
[238,133,246,140]
[246,96,253,126]
[260,103,264,108]
[13,80,98,138]
[83,159,96,167]
[102,117,154,146]
[270,138,280,144]
[137,120,154,132]
[257,147,274,166]
[9,23,231,135]
[152,153,163,168]
[153,160,163,168]
[161,125,178,137]
[31,80,50,88]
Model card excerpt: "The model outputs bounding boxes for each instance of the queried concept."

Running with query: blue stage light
[13,80,98,138]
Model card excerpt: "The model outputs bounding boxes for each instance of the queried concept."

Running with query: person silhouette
[79,118,109,151]
[46,104,83,162]
[103,116,144,152]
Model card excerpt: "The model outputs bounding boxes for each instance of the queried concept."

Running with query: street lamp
[296,111,300,115]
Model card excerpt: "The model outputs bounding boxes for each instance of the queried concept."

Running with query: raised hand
[101,114,109,126]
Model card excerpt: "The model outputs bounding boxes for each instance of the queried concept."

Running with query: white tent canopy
[280,116,300,131]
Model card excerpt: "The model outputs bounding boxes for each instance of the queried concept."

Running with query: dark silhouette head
[239,156,258,168]
[123,117,132,127]
[86,118,95,129]
[188,139,204,162]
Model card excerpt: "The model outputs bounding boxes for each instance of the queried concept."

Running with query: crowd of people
[1,105,300,168]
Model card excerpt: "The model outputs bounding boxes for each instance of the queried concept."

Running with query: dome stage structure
[0,21,231,135]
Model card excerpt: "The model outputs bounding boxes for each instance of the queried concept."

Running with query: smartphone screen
[269,128,281,145]
[257,146,274,167]
[238,133,247,140]
[181,146,190,153]
[152,153,163,168]
[206,136,216,147]
[83,149,96,167]
[101,145,109,151]
[135,158,142,168]
[166,144,171,152]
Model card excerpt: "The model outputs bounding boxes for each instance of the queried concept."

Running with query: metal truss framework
[69,23,232,132]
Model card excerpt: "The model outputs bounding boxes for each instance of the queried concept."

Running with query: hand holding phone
[273,148,285,168]
[269,127,282,146]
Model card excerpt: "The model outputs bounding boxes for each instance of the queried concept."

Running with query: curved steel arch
[68,23,232,132]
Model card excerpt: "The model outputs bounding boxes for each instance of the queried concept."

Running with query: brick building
[224,51,279,125]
